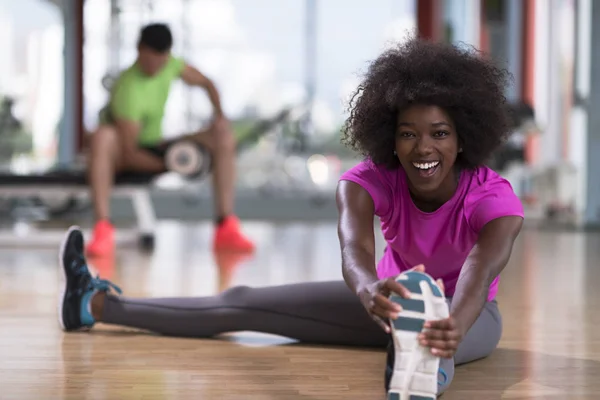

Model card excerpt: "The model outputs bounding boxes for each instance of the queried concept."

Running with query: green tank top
[100,55,186,145]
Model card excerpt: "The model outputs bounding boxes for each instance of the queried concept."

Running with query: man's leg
[86,125,165,256]
[60,227,388,347]
[86,125,125,256]
[88,125,123,222]
[191,117,254,252]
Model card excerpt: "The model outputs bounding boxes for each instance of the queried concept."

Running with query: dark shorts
[139,144,168,159]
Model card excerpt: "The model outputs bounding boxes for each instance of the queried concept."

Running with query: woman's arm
[336,180,411,332]
[421,215,523,356]
[336,180,379,294]
[451,215,523,336]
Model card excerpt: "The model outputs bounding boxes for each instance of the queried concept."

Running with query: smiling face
[395,104,461,205]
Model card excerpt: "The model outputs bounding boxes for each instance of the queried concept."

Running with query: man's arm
[108,78,168,171]
[450,215,523,336]
[180,64,224,118]
[115,119,166,172]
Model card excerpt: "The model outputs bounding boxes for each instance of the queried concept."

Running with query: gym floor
[1,221,600,399]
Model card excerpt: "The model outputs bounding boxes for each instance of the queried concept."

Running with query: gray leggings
[102,281,502,393]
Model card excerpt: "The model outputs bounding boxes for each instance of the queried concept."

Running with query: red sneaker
[213,216,255,253]
[86,220,115,257]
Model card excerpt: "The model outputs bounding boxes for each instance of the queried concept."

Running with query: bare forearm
[206,84,223,117]
[114,120,166,172]
[450,216,522,335]
[449,263,491,336]
[336,180,381,297]
[341,245,379,295]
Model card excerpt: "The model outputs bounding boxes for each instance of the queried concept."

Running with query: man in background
[87,23,254,256]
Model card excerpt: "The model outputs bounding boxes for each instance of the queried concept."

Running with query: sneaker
[58,226,121,331]
[385,341,449,398]
[386,271,450,400]
[86,220,115,257]
[213,216,255,252]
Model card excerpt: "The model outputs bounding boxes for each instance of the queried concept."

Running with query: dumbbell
[165,140,212,180]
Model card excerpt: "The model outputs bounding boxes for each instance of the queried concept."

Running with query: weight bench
[0,170,158,248]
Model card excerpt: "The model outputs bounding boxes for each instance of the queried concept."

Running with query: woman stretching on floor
[58,38,524,399]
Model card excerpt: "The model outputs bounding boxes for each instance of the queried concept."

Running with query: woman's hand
[357,265,425,333]
[419,317,464,358]
[419,279,465,358]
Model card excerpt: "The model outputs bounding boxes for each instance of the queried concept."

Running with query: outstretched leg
[94,282,388,346]
[59,227,389,348]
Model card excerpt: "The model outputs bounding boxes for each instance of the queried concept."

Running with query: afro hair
[342,38,512,170]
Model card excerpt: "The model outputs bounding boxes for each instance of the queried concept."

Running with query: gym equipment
[165,141,212,179]
[488,101,539,172]
[0,169,159,248]
[101,73,118,91]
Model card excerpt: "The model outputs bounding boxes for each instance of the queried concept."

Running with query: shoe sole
[387,271,449,400]
[57,225,80,331]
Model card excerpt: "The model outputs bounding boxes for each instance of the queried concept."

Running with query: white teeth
[412,161,439,170]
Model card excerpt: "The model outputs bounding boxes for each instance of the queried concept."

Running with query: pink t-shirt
[339,160,524,301]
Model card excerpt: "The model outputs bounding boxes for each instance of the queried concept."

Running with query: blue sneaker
[386,271,449,400]
[58,226,121,331]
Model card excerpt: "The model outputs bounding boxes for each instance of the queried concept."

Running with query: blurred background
[0,0,595,227]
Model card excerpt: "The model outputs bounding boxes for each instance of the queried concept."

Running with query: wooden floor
[1,221,600,399]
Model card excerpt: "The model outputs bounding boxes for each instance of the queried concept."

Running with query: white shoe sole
[387,271,449,400]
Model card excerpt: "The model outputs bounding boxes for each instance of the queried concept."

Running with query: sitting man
[87,23,254,256]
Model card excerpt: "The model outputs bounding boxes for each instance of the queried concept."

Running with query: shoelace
[88,275,122,295]
[70,257,122,296]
